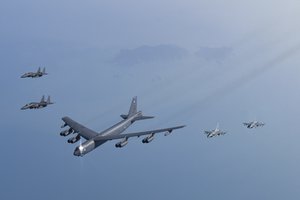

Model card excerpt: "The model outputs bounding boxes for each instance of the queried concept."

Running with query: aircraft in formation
[204,123,226,138]
[203,121,265,138]
[19,68,266,155]
[243,121,265,129]
[21,67,47,78]
[59,97,185,157]
[21,95,54,110]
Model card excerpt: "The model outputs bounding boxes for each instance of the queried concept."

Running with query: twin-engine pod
[142,133,154,143]
[67,134,81,144]
[60,128,74,136]
[115,138,128,148]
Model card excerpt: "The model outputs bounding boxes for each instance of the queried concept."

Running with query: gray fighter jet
[243,121,265,129]
[21,67,47,78]
[21,95,54,110]
[204,124,226,138]
[60,96,185,157]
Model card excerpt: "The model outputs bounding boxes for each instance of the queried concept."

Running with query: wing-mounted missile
[164,130,172,136]
[60,128,74,136]
[115,137,128,148]
[142,133,155,143]
[67,134,80,144]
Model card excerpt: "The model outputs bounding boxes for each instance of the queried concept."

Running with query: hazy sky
[1,1,300,200]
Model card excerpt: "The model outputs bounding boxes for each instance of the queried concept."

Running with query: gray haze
[1,0,300,200]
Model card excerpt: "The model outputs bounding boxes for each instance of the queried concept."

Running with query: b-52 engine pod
[115,137,128,148]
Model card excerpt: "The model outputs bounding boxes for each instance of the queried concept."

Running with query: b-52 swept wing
[60,96,185,156]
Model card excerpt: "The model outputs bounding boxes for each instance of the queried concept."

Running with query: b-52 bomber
[21,67,47,78]
[243,121,265,129]
[60,96,185,157]
[21,95,54,110]
[204,124,226,138]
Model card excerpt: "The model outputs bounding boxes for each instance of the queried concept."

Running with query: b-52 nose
[73,147,81,157]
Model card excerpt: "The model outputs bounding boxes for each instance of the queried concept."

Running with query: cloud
[195,46,233,62]
[167,43,300,121]
[112,44,188,66]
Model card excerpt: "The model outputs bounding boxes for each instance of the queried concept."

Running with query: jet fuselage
[73,111,143,156]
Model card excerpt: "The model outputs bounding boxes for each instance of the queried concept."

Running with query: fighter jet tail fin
[47,96,53,104]
[37,67,41,73]
[40,95,45,103]
[42,67,46,74]
[216,123,219,130]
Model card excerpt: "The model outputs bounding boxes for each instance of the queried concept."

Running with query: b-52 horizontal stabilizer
[120,114,154,121]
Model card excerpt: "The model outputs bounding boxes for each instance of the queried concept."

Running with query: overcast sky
[1,1,300,200]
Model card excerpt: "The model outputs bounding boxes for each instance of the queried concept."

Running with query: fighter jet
[59,96,186,157]
[243,121,265,129]
[21,67,47,78]
[204,124,226,138]
[21,95,54,110]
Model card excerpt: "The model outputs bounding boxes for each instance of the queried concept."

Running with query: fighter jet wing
[95,125,185,141]
[62,117,98,140]
[204,131,212,134]
[243,123,250,126]
[219,131,226,135]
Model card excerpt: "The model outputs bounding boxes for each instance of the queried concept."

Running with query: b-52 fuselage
[60,97,185,157]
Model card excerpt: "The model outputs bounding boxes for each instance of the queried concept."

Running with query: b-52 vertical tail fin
[120,96,137,119]
[128,96,137,117]
[120,96,154,121]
